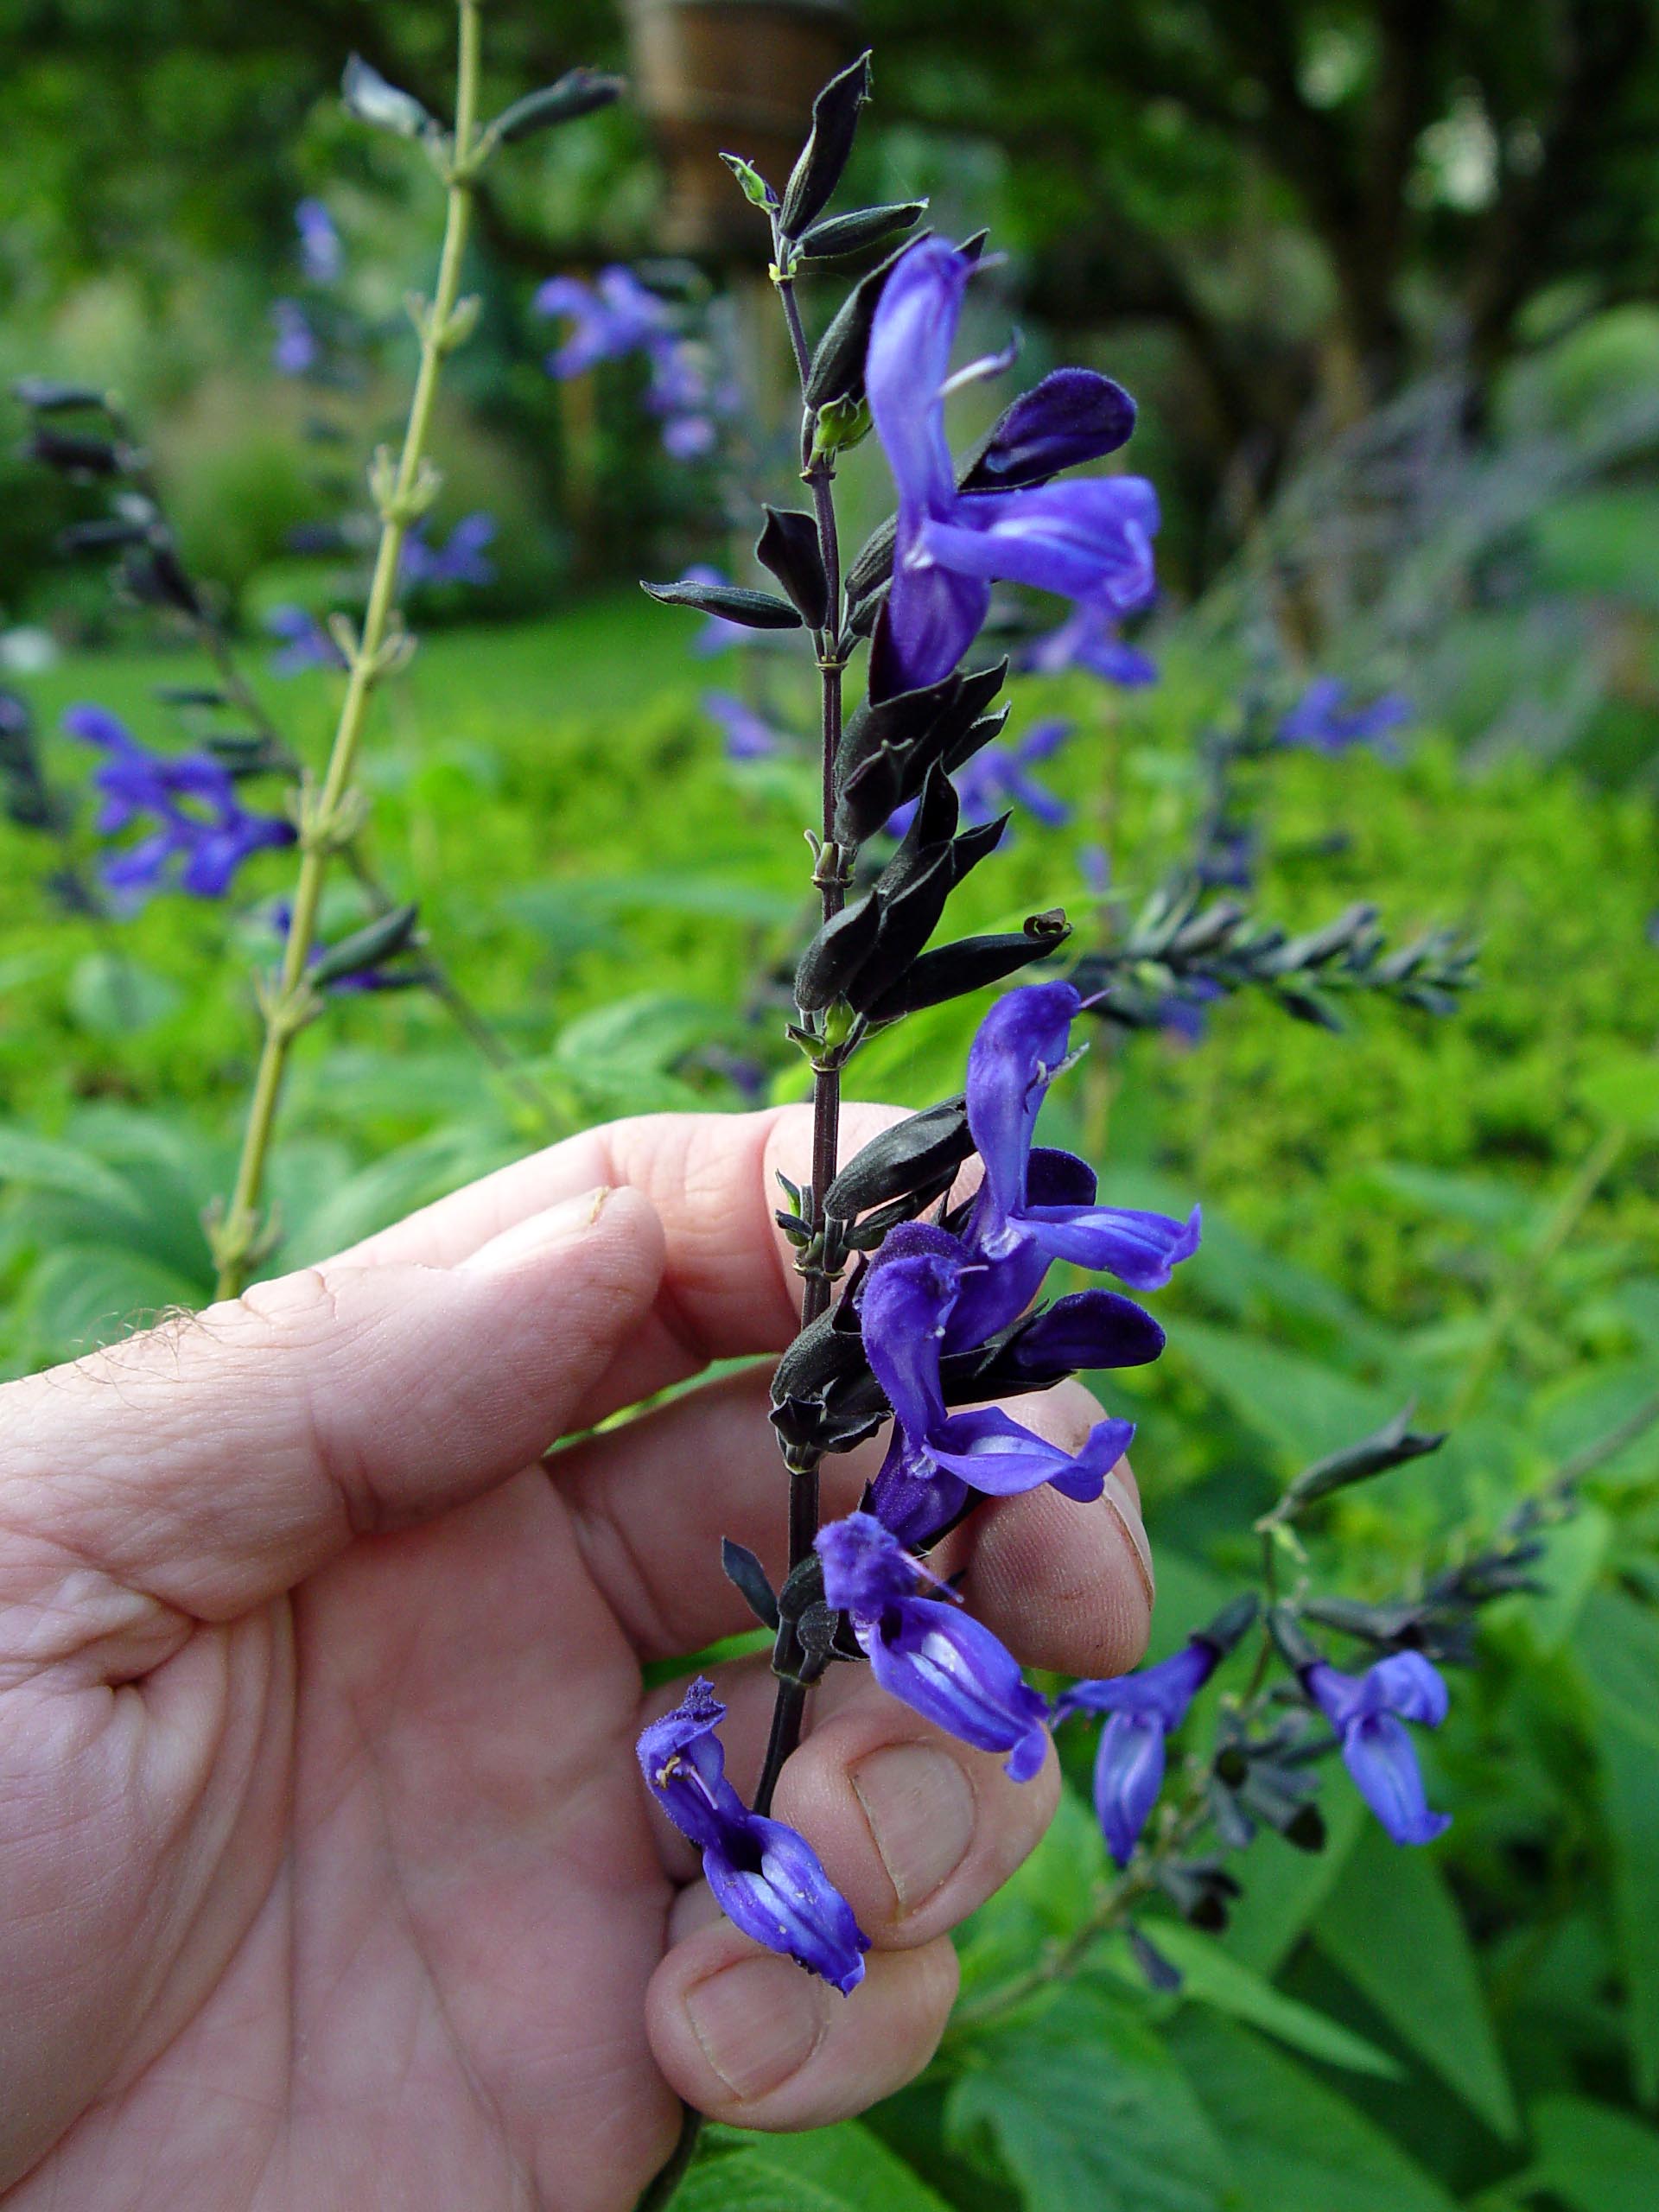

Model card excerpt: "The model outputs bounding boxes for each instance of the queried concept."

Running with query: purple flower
[1079,843,1112,897]
[264,604,346,677]
[1277,677,1412,758]
[1054,1641,1219,1864]
[537,267,727,460]
[704,690,785,762]
[399,512,497,590]
[817,1514,1051,1782]
[537,265,673,377]
[963,981,1201,1287]
[867,238,1159,695]
[270,299,318,378]
[860,1225,1138,1546]
[662,411,716,461]
[1024,600,1158,687]
[1305,1653,1451,1847]
[1157,977,1224,1047]
[887,718,1075,840]
[638,1680,869,1992]
[295,198,342,285]
[68,703,295,906]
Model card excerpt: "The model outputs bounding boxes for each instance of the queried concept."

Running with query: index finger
[334,1104,911,1421]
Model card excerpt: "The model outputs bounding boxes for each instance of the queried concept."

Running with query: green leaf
[67,950,181,1035]
[1142,1546,1236,1662]
[0,1128,143,1216]
[1522,1503,1611,1650]
[1575,1587,1659,2101]
[1134,1920,1401,2077]
[673,2122,951,2211]
[1169,2015,1457,2212]
[1314,1821,1519,2139]
[956,1783,1106,2000]
[22,1245,202,1353]
[1522,2092,1659,2212]
[1172,1319,1395,1468]
[550,992,723,1071]
[946,1984,1227,2212]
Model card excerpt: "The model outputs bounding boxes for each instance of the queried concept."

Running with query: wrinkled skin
[0,1108,1154,2211]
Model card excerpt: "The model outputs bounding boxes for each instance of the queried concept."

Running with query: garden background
[3,2,1658,2206]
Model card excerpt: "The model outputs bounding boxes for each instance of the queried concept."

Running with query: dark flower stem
[753,238,848,1818]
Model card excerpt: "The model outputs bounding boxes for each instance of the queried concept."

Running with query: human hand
[0,1107,1154,2210]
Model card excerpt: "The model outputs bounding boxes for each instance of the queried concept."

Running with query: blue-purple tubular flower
[537,266,671,375]
[1277,677,1412,758]
[537,267,732,461]
[1024,601,1158,687]
[817,1514,1051,1782]
[295,197,342,285]
[1053,1641,1218,1864]
[705,690,785,762]
[67,704,295,905]
[639,1680,869,1992]
[399,512,497,590]
[265,604,346,677]
[270,299,318,378]
[860,1229,1139,1545]
[963,981,1200,1285]
[1305,1653,1451,1846]
[867,238,1159,696]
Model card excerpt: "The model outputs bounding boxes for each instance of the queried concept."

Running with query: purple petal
[928,1406,1135,1503]
[878,561,992,696]
[1014,717,1073,766]
[859,1243,961,1440]
[63,703,140,755]
[922,478,1159,604]
[1020,1201,1201,1289]
[963,982,1081,1243]
[705,1816,870,1992]
[1002,765,1071,829]
[963,368,1137,493]
[866,238,973,519]
[1093,1711,1168,1865]
[862,1432,969,1550]
[1055,1640,1216,1730]
[861,1597,1050,1782]
[817,1510,923,1618]
[1339,1713,1451,1847]
[1357,1650,1450,1727]
[1002,1288,1166,1376]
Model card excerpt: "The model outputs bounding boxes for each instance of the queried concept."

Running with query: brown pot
[624,0,856,260]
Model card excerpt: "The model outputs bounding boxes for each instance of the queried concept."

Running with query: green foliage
[677,2123,952,2211]
[3,570,1656,2212]
[947,1986,1229,2212]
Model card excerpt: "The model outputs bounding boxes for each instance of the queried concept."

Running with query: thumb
[0,1185,664,1618]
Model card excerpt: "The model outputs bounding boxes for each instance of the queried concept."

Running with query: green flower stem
[188,582,556,1136]
[213,0,485,1300]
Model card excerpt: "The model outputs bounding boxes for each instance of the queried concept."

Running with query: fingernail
[1103,1463,1155,1605]
[460,1188,613,1275]
[850,1743,976,1916]
[684,1955,829,2101]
